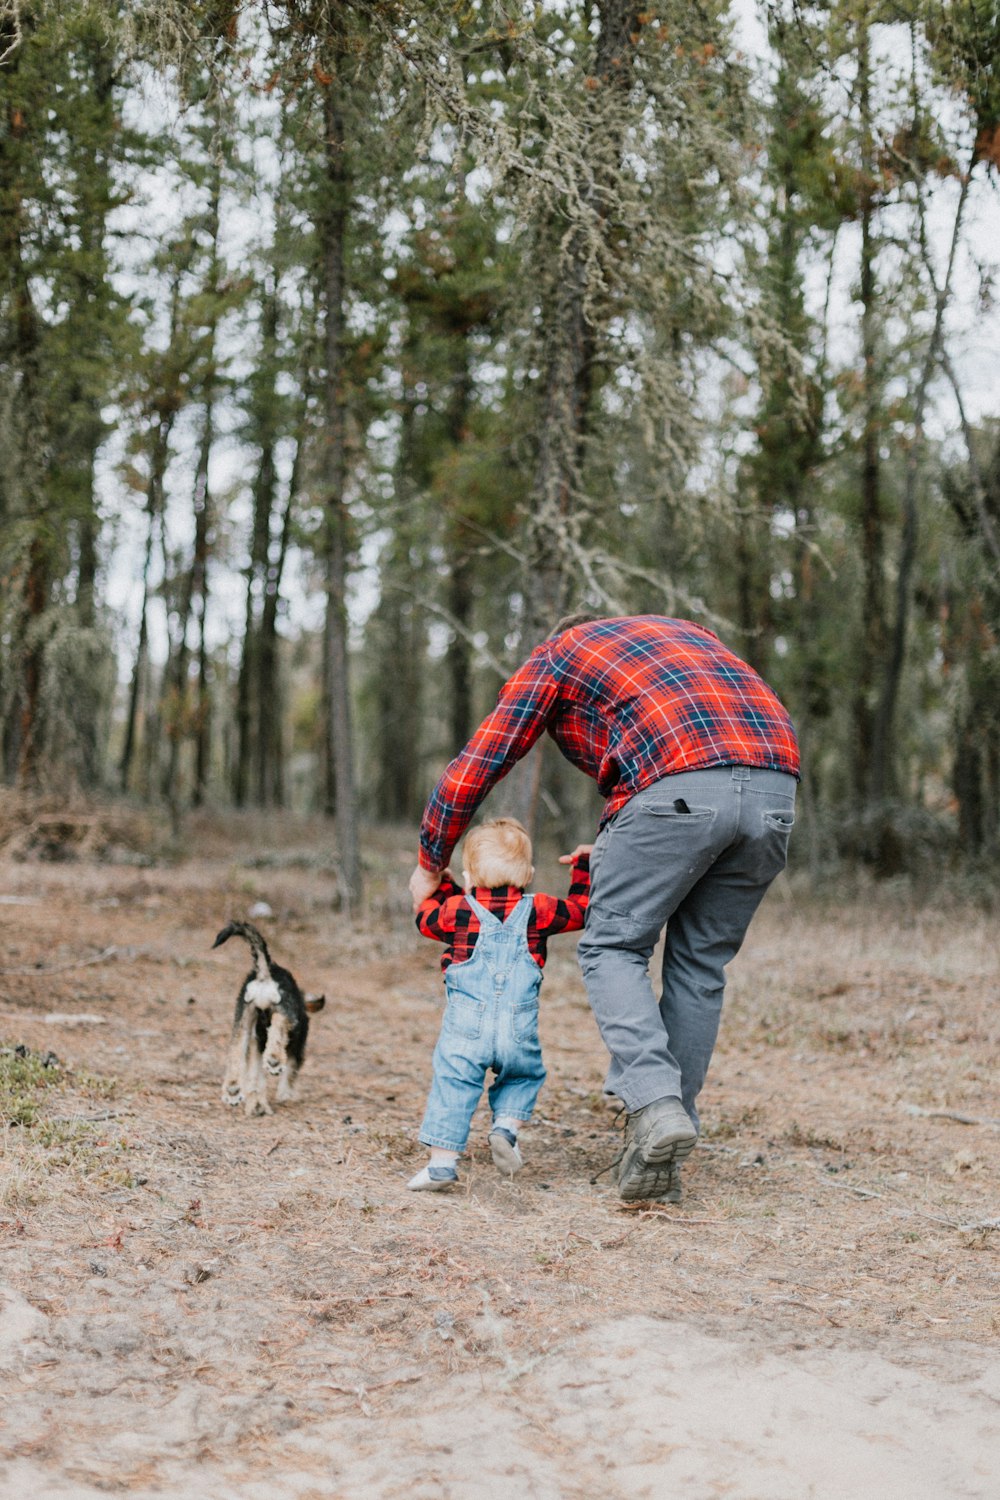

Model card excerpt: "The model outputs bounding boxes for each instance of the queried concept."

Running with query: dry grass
[1,807,999,1492]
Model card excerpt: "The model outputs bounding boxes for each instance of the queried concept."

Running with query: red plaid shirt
[419,615,799,871]
[416,855,590,974]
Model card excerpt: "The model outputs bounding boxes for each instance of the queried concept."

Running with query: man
[409,614,799,1202]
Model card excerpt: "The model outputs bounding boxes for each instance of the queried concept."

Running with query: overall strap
[504,893,535,936]
[464,892,534,936]
[464,893,502,931]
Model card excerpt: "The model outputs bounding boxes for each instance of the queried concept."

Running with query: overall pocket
[511,995,541,1044]
[442,989,486,1040]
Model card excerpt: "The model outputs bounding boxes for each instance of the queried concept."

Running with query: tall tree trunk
[190,401,214,807]
[256,419,303,808]
[119,416,174,791]
[160,165,220,806]
[161,401,214,802]
[444,359,475,748]
[870,151,975,808]
[320,65,361,908]
[233,285,280,808]
[73,31,115,648]
[852,18,885,812]
[17,538,47,788]
[1,51,47,787]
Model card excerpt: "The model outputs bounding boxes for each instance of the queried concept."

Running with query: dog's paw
[222,1082,244,1107]
[263,1052,284,1077]
[245,1094,273,1118]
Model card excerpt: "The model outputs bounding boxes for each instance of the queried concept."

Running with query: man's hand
[409,864,442,910]
[559,844,594,864]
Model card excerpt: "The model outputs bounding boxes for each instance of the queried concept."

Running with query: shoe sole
[489,1133,523,1176]
[641,1118,697,1164]
[618,1157,681,1201]
[617,1129,695,1202]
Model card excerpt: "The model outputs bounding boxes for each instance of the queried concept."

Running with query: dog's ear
[305,993,326,1014]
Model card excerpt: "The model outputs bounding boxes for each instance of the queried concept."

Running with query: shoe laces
[590,1105,628,1185]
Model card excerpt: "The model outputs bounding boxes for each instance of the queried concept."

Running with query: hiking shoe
[488,1126,524,1177]
[651,1160,683,1204]
[617,1096,696,1202]
[406,1164,458,1192]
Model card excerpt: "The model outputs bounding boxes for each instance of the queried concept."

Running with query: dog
[214,921,325,1117]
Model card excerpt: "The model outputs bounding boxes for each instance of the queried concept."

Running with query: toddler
[408,817,590,1191]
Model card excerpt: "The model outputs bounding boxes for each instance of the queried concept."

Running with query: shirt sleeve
[414,878,463,943]
[531,853,591,938]
[418,644,559,871]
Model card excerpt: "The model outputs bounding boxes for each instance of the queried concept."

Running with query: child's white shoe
[407,1164,458,1191]
[488,1126,524,1177]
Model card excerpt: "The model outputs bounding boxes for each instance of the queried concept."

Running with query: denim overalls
[419,894,547,1152]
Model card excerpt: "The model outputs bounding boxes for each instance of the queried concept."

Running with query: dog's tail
[212,921,272,983]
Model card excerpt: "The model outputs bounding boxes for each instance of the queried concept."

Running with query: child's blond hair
[463,817,533,890]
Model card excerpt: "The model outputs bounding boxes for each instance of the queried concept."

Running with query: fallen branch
[902,1103,1000,1130]
[48,1110,120,1123]
[0,945,118,977]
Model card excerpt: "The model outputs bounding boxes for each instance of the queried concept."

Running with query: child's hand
[559,844,593,864]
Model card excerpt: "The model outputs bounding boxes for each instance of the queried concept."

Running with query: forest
[4,8,1000,1494]
[1,0,999,900]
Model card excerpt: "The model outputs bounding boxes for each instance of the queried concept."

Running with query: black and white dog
[213,921,325,1117]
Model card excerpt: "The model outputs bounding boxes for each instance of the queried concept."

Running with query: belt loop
[732,766,750,782]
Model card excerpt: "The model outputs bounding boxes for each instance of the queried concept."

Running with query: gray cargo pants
[577,766,796,1125]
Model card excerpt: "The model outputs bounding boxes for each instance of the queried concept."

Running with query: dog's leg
[243,1037,273,1117]
[222,1000,254,1107]
[276,1056,299,1103]
[263,1011,291,1082]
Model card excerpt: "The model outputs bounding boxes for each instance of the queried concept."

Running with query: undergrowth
[0,1045,131,1210]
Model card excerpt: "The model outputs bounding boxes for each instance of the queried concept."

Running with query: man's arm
[417,645,558,873]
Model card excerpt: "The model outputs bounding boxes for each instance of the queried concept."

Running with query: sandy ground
[1,811,999,1497]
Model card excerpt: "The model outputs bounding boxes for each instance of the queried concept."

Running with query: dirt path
[1,819,999,1496]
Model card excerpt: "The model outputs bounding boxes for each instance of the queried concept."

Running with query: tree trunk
[256,416,303,807]
[1,55,47,787]
[193,402,215,810]
[870,154,975,808]
[444,357,475,748]
[320,66,361,908]
[234,284,280,808]
[161,400,213,803]
[852,18,885,812]
[17,537,47,788]
[121,423,173,798]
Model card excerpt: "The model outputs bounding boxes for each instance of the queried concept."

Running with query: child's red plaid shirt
[419,616,800,872]
[416,854,591,973]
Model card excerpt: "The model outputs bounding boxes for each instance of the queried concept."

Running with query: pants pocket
[757,808,794,878]
[647,804,716,821]
[580,902,636,951]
